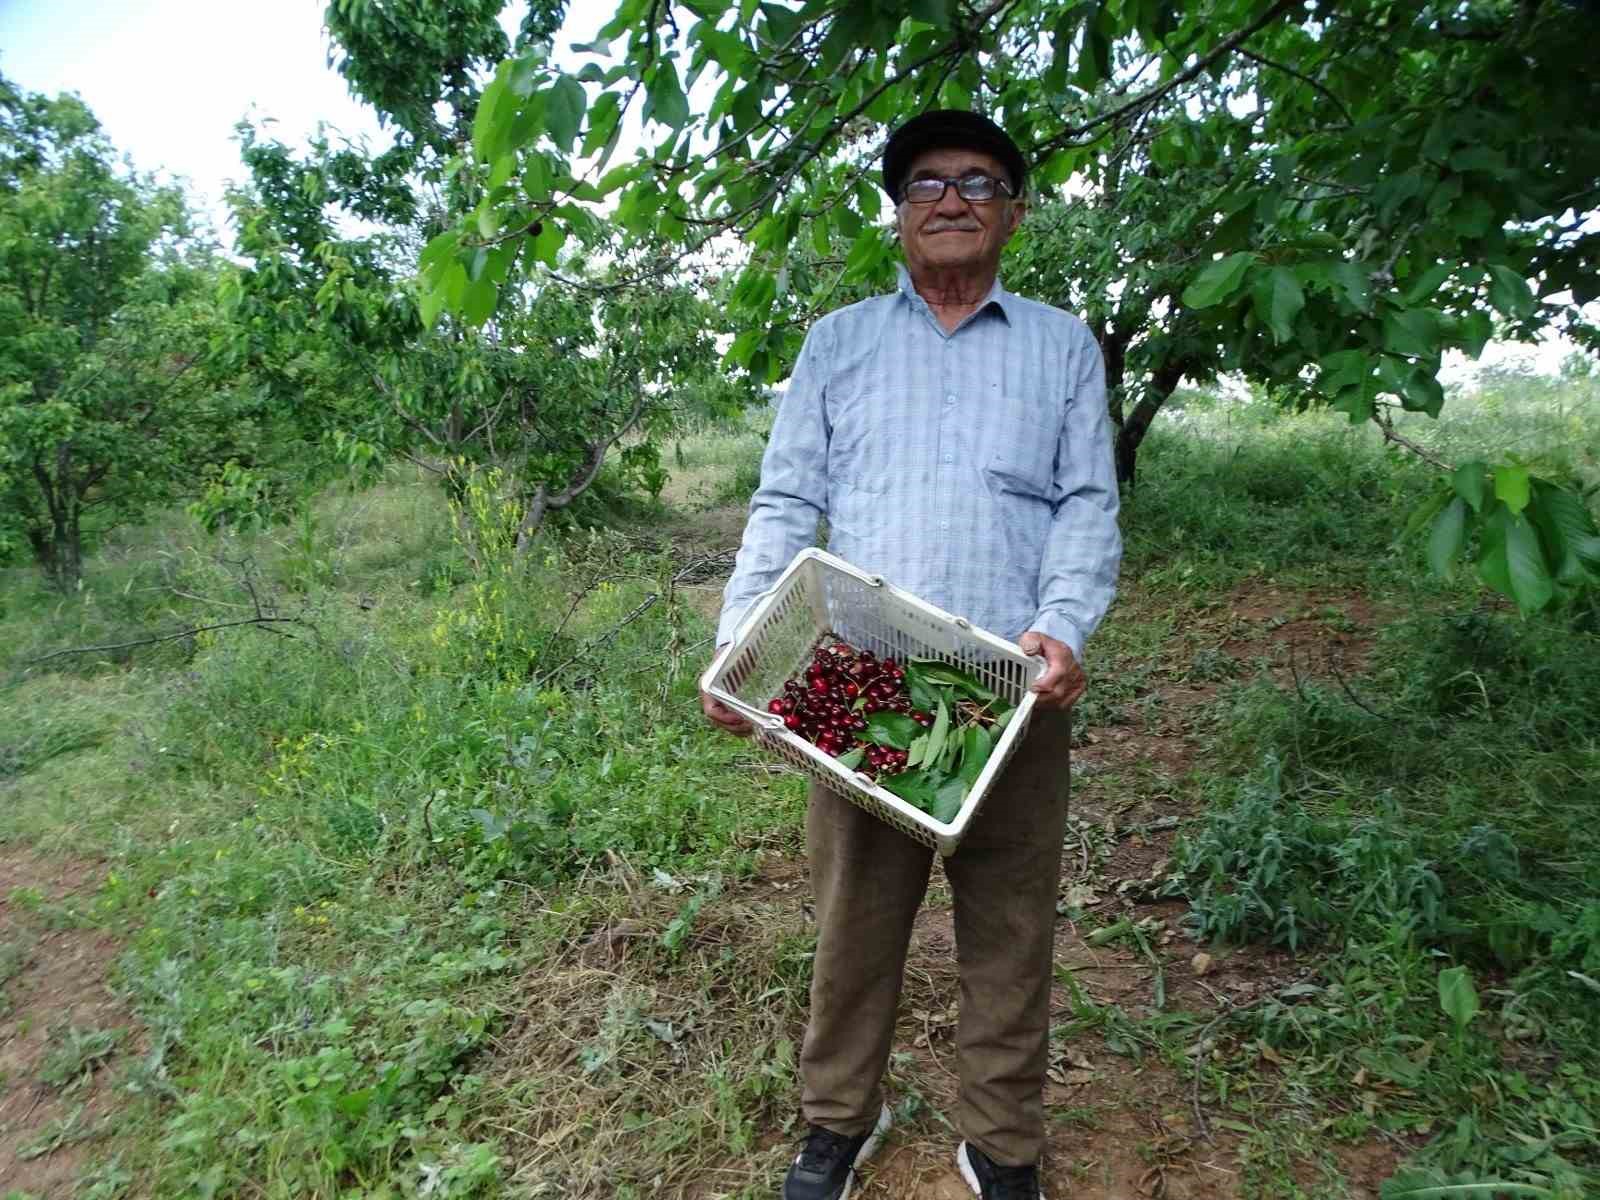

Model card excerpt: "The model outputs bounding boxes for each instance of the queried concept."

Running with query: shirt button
[941,521,950,530]
[945,394,956,405]
[943,455,953,463]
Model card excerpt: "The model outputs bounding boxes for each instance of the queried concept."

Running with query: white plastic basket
[701,548,1044,856]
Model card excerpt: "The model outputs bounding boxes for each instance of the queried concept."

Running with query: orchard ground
[2,369,1598,1199]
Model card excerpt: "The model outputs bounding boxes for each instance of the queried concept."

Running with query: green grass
[1,383,1598,1196]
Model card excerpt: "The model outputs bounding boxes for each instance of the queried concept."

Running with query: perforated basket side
[710,557,827,717]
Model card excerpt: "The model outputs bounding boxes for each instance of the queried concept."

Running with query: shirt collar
[896,263,1015,326]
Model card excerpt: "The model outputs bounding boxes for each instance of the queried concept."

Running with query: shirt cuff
[1026,611,1086,664]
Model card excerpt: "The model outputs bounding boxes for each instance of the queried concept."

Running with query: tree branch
[1373,407,1454,472]
[23,615,312,666]
[1030,0,1303,158]
[1237,47,1354,126]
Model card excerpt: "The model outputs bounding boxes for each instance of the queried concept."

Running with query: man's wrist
[1027,613,1084,663]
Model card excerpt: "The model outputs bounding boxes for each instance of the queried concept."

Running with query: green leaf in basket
[864,711,919,749]
[836,746,865,770]
[925,699,950,768]
[906,732,930,768]
[993,706,1017,732]
[904,662,941,712]
[909,658,999,704]
[958,725,993,786]
[940,726,962,772]
[928,776,968,824]
[879,769,938,809]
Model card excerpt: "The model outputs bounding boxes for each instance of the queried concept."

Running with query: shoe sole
[839,1105,892,1200]
[956,1141,1048,1200]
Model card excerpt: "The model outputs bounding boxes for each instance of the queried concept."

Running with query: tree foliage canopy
[0,76,253,589]
[424,0,1600,611]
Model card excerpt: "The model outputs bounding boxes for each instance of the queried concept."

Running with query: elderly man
[701,110,1121,1200]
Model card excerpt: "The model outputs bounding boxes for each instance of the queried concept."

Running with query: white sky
[0,0,394,238]
[0,0,618,240]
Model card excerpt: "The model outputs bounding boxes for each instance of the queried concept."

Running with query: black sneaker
[957,1141,1047,1200]
[781,1105,891,1200]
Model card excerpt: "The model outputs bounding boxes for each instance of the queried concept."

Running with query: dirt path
[0,849,133,1197]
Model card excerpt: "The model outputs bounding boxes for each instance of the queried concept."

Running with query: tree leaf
[1182,252,1255,308]
[1452,462,1488,513]
[1486,265,1535,320]
[1457,309,1493,357]
[904,663,940,712]
[1527,478,1600,583]
[925,699,950,769]
[544,76,588,153]
[419,283,446,331]
[1427,497,1468,578]
[843,228,885,281]
[1325,261,1370,312]
[461,276,497,325]
[1382,307,1441,359]
[906,732,929,768]
[419,230,459,275]
[1401,261,1454,304]
[928,776,967,824]
[530,221,567,267]
[472,74,511,163]
[583,91,623,159]
[836,746,864,770]
[908,659,998,704]
[879,769,937,809]
[1399,365,1445,416]
[643,61,689,130]
[864,712,919,750]
[907,0,956,26]
[1493,465,1530,514]
[1495,510,1555,614]
[1252,267,1305,344]
[958,725,993,786]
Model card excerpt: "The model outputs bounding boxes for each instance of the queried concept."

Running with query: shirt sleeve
[715,321,833,647]
[1029,327,1122,662]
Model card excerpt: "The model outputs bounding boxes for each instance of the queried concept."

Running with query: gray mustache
[924,222,980,232]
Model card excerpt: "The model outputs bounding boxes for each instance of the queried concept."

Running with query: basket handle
[829,558,885,588]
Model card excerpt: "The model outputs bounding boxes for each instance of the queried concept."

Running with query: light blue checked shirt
[717,266,1122,662]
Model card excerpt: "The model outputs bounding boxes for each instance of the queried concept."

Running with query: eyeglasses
[900,173,1016,204]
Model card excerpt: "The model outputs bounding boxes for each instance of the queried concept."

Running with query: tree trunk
[28,448,84,592]
[1113,361,1187,487]
[29,508,82,592]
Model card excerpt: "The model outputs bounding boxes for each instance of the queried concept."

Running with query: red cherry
[784,714,802,731]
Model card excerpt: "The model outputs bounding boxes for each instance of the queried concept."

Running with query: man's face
[895,146,1025,280]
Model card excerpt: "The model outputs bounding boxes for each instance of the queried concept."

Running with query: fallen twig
[24,615,311,666]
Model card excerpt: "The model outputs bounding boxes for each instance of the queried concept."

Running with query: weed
[38,1024,123,1089]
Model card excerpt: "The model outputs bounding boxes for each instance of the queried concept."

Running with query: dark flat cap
[881,110,1027,202]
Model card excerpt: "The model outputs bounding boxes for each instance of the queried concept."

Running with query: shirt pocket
[826,388,894,494]
[983,404,1059,499]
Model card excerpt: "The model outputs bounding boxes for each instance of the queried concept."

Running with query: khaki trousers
[799,710,1071,1166]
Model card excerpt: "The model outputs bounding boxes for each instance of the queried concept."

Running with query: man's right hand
[701,645,754,736]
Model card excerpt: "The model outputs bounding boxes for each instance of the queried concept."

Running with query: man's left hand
[1018,631,1086,710]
